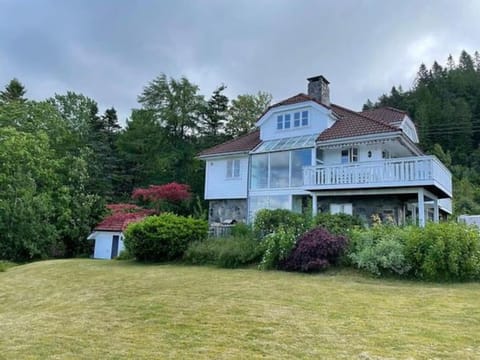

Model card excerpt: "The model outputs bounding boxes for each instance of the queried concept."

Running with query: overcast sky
[1,0,479,124]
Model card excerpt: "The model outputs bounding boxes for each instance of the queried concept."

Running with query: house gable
[256,94,334,142]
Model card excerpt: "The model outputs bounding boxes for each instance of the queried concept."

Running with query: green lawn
[1,260,479,359]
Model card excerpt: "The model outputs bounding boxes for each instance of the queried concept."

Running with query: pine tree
[474,51,480,72]
[446,54,456,71]
[458,50,475,72]
[431,61,444,79]
[0,78,27,103]
[202,84,229,136]
[362,99,374,110]
[415,63,430,88]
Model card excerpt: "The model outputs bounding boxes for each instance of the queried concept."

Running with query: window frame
[226,159,241,179]
[341,147,359,163]
[276,110,309,131]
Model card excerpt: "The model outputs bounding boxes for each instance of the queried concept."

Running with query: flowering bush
[280,227,348,272]
[258,227,297,270]
[253,209,308,239]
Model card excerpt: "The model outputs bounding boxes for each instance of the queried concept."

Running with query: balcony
[303,156,452,197]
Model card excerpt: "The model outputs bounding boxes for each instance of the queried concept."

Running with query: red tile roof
[360,107,407,125]
[318,104,400,141]
[94,205,155,232]
[267,93,331,111]
[198,96,407,155]
[198,129,261,156]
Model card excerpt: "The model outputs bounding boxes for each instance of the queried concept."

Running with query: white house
[199,75,453,226]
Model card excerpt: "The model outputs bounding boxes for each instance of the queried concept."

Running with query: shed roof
[94,204,155,232]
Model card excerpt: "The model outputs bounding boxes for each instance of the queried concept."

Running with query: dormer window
[284,114,291,129]
[302,111,308,126]
[276,111,309,130]
[277,115,283,130]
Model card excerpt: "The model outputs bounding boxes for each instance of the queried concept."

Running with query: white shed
[87,231,125,259]
[87,204,153,259]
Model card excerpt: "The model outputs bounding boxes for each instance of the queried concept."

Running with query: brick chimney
[307,75,330,107]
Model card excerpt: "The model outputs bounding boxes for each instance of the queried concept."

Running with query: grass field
[1,259,479,359]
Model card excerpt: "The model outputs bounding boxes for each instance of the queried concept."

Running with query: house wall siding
[93,231,124,259]
[205,156,248,199]
[322,144,385,164]
[260,105,331,141]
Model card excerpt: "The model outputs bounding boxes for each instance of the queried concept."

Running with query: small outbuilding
[87,204,154,259]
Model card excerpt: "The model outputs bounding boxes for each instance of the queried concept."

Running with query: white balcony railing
[303,156,452,196]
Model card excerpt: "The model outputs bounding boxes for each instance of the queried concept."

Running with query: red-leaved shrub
[279,227,347,272]
[132,183,191,203]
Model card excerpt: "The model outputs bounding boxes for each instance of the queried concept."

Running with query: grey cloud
[0,0,479,123]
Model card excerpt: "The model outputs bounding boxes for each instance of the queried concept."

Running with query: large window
[251,149,312,189]
[291,149,312,186]
[269,152,289,188]
[226,159,240,179]
[251,154,268,189]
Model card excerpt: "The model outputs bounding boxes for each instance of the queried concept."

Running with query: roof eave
[198,150,251,160]
[317,131,401,147]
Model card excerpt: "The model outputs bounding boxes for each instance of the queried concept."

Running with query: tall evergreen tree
[202,84,229,136]
[446,54,456,70]
[458,50,475,72]
[0,78,27,103]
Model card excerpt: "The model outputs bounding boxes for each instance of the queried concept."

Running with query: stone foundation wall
[317,195,408,225]
[208,199,247,224]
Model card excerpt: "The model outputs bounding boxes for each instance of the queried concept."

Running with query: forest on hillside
[364,50,480,215]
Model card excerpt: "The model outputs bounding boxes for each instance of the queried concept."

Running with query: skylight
[252,134,317,153]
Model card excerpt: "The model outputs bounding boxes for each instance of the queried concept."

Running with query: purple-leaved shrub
[280,227,347,272]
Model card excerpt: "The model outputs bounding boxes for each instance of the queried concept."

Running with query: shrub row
[123,208,480,282]
[348,222,480,281]
[184,234,262,269]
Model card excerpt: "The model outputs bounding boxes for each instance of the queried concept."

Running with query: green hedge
[124,213,208,261]
[348,222,480,281]
[405,222,480,281]
[184,235,262,269]
[312,213,363,236]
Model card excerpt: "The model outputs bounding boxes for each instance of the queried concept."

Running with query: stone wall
[317,195,409,225]
[208,199,247,224]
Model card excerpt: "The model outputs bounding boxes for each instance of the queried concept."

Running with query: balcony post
[312,193,318,216]
[433,198,440,223]
[418,189,425,227]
